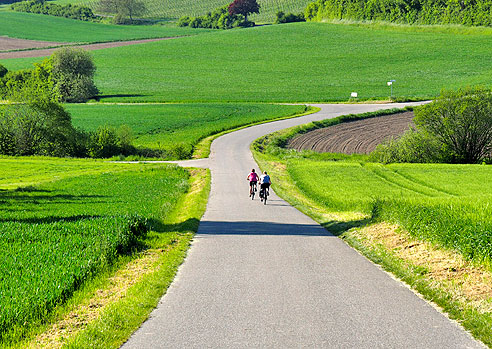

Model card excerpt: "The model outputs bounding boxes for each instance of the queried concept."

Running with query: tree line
[0,48,137,158]
[305,0,492,26]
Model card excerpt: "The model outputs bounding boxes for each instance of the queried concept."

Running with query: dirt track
[0,37,174,59]
[287,111,414,154]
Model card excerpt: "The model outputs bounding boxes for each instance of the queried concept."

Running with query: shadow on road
[197,220,334,237]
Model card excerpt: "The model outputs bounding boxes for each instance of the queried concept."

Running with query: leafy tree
[0,101,79,156]
[49,47,98,102]
[97,0,146,24]
[228,0,260,22]
[372,86,492,164]
[414,86,492,163]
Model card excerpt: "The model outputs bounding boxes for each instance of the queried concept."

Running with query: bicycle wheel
[251,186,255,200]
[263,188,267,205]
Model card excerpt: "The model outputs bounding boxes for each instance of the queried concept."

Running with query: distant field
[0,12,208,42]
[66,103,306,157]
[52,0,313,23]
[0,160,189,342]
[5,22,491,102]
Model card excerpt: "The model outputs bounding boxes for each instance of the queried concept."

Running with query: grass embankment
[5,22,491,102]
[253,110,492,346]
[0,158,209,347]
[66,103,308,159]
[0,12,209,43]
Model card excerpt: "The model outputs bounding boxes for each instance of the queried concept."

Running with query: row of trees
[11,0,96,21]
[372,87,492,164]
[305,0,492,26]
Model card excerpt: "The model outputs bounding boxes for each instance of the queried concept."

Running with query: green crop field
[66,103,306,157]
[0,159,189,341]
[52,0,313,23]
[5,22,491,103]
[0,12,208,43]
[287,159,492,262]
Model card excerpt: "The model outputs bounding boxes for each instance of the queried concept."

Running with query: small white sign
[387,81,393,86]
[351,92,358,98]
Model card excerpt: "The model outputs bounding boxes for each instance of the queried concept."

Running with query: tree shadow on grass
[149,216,371,238]
[321,218,371,237]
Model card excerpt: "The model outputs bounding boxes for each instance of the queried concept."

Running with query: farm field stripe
[0,37,178,59]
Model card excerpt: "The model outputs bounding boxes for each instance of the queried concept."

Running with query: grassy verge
[7,167,210,348]
[252,111,492,346]
[0,162,191,346]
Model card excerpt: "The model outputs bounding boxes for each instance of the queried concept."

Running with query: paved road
[123,104,483,348]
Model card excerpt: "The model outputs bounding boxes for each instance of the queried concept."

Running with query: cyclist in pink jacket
[247,169,259,197]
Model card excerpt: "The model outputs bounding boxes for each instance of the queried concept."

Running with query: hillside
[52,0,313,23]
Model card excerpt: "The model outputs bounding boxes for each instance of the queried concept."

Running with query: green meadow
[66,103,306,155]
[0,160,190,342]
[5,22,492,102]
[0,12,208,43]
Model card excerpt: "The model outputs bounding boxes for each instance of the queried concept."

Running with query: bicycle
[250,181,257,200]
[259,185,269,205]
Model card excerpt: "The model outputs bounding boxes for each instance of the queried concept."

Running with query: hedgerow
[178,5,254,29]
[11,0,97,21]
[305,0,492,27]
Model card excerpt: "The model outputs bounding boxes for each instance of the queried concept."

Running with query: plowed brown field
[287,111,414,154]
[0,37,174,59]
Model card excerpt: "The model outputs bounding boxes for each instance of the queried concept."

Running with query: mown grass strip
[61,168,210,348]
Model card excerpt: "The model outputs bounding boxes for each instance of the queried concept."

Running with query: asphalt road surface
[123,104,483,348]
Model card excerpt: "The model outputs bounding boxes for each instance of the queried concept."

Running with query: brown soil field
[0,37,174,59]
[0,36,67,51]
[287,111,414,154]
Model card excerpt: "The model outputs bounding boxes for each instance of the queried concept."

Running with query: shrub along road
[123,103,483,348]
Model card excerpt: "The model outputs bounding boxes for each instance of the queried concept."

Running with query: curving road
[123,104,483,348]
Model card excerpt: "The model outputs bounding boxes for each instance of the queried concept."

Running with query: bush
[0,65,7,79]
[50,48,99,103]
[0,101,79,157]
[371,86,492,164]
[275,11,305,24]
[177,15,192,27]
[178,5,253,29]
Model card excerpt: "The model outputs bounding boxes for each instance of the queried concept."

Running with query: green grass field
[52,0,313,23]
[0,12,208,43]
[0,159,189,342]
[5,22,491,102]
[66,103,306,157]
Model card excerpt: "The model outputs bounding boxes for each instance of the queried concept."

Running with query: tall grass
[0,165,189,341]
[285,148,492,264]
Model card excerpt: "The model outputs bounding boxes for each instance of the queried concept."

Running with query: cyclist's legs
[249,181,257,195]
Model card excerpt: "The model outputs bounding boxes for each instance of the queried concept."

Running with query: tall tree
[98,0,146,23]
[228,0,260,22]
